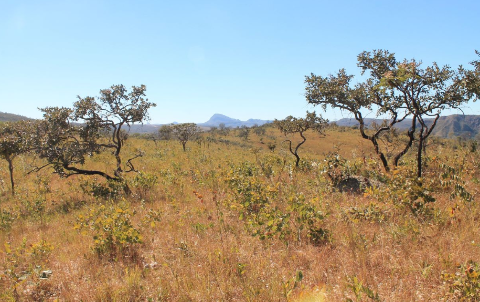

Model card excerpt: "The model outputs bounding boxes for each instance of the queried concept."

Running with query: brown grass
[0,125,479,301]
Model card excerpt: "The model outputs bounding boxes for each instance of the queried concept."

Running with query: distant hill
[199,113,272,128]
[3,110,480,139]
[0,112,32,122]
[335,114,480,139]
[127,114,272,133]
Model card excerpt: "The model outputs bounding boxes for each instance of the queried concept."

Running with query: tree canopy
[274,111,327,167]
[171,123,200,151]
[305,50,479,177]
[34,84,156,183]
[0,120,36,195]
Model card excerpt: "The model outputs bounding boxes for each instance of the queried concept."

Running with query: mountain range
[2,111,480,139]
[335,114,480,139]
[199,113,272,128]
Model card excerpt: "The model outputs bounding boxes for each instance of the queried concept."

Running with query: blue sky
[1,0,479,124]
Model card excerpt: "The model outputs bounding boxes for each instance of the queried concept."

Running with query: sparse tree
[158,124,173,141]
[218,123,230,136]
[274,111,327,167]
[172,123,199,151]
[253,125,266,136]
[33,85,155,188]
[306,50,477,177]
[0,120,35,195]
[238,125,250,141]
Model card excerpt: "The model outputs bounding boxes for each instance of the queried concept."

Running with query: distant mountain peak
[200,114,271,128]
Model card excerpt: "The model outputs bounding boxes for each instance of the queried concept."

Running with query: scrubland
[1,125,479,301]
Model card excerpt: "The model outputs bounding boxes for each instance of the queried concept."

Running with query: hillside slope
[335,114,480,139]
[0,111,32,122]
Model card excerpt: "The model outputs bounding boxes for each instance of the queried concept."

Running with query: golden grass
[0,126,479,301]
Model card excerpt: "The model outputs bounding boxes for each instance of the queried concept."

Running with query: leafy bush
[346,203,387,223]
[1,238,54,298]
[443,260,480,301]
[345,275,381,301]
[131,171,158,199]
[80,178,127,200]
[19,196,46,220]
[74,202,142,258]
[226,162,329,244]
[0,208,16,230]
[365,166,435,217]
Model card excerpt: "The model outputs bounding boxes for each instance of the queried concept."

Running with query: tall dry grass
[0,125,479,301]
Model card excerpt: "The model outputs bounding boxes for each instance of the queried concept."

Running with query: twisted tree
[306,50,478,177]
[171,123,199,151]
[274,112,327,167]
[0,120,35,195]
[33,85,156,187]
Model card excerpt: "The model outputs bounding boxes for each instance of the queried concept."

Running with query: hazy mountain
[2,110,479,139]
[125,114,271,133]
[199,113,272,128]
[0,112,33,122]
[335,115,480,139]
[433,115,480,138]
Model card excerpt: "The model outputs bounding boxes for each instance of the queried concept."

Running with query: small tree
[238,125,250,141]
[158,124,173,141]
[0,120,35,195]
[274,112,327,167]
[253,125,266,136]
[33,85,155,187]
[171,123,199,151]
[306,50,477,177]
[218,123,230,136]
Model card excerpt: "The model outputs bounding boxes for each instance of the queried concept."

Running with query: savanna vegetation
[0,51,480,301]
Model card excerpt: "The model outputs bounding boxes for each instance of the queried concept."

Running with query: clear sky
[1,0,479,124]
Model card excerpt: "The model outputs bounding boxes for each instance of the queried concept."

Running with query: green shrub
[1,238,54,298]
[365,166,435,217]
[443,260,480,301]
[131,172,158,200]
[74,202,142,258]
[0,208,16,230]
[80,178,127,200]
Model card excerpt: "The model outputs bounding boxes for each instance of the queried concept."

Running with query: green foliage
[158,124,173,140]
[443,260,480,301]
[74,202,142,258]
[274,111,327,167]
[255,153,285,178]
[346,203,386,223]
[170,123,199,151]
[365,166,435,216]
[306,49,478,176]
[0,208,16,230]
[322,150,349,186]
[19,196,46,220]
[345,275,381,302]
[288,194,330,245]
[141,208,162,228]
[34,84,155,182]
[282,270,303,299]
[1,238,54,294]
[439,163,473,203]
[226,161,276,219]
[226,162,329,244]
[131,172,158,199]
[0,120,36,195]
[80,178,127,200]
